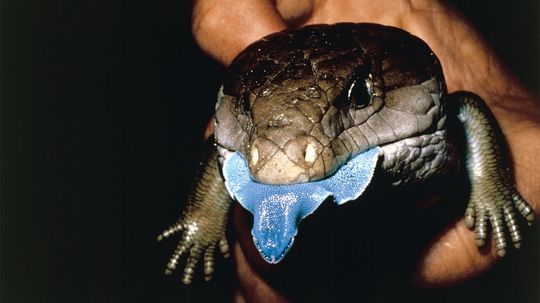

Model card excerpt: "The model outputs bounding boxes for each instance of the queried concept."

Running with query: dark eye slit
[348,76,373,109]
[335,66,373,109]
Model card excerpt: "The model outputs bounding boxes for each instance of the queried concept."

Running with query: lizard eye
[347,77,373,109]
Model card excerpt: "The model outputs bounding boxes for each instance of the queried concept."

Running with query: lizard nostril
[304,143,316,165]
[251,146,259,165]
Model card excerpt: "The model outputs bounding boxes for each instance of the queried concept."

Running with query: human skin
[191,0,540,301]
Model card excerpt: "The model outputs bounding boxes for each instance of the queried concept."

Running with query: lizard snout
[248,136,326,184]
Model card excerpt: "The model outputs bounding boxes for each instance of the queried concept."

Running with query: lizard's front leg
[452,92,534,256]
[158,142,233,284]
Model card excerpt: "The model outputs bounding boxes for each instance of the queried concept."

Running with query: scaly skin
[158,144,232,284]
[160,23,534,283]
[454,92,534,256]
[215,23,451,185]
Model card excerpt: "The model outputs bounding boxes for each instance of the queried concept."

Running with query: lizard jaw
[223,147,381,264]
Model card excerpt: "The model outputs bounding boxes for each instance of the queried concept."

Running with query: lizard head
[214,23,447,263]
[215,24,445,186]
[215,25,384,185]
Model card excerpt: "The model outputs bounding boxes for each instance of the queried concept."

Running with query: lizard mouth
[222,147,382,263]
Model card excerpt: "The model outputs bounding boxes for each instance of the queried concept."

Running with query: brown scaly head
[215,23,447,185]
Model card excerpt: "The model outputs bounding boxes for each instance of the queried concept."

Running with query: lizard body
[159,23,534,284]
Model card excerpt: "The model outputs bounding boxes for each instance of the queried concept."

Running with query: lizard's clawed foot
[158,217,229,284]
[465,186,534,257]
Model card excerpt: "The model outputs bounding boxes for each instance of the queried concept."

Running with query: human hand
[193,0,539,300]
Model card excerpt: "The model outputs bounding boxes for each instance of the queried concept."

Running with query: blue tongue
[222,147,381,263]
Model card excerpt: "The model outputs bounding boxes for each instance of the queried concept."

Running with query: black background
[1,1,539,302]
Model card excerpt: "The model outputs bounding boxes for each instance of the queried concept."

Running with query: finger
[182,246,203,284]
[512,192,534,222]
[412,218,499,287]
[192,0,288,65]
[219,236,230,258]
[474,201,488,247]
[157,222,183,241]
[203,245,216,281]
[502,199,522,249]
[487,202,507,257]
[204,116,215,140]
[165,238,191,275]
